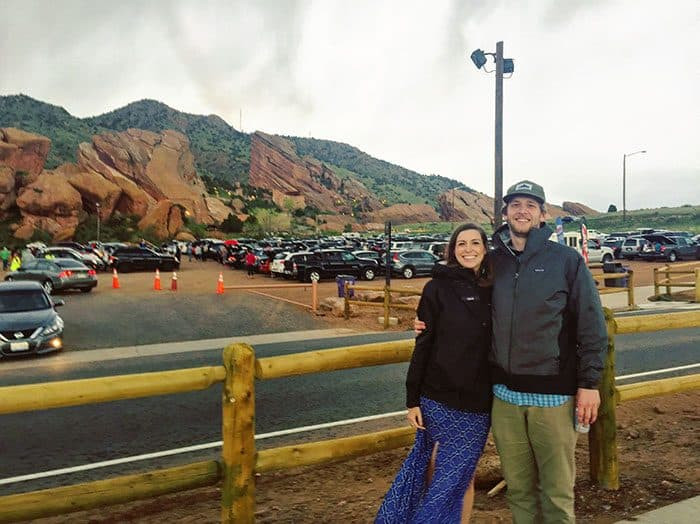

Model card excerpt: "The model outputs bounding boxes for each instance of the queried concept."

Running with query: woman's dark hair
[445,223,492,285]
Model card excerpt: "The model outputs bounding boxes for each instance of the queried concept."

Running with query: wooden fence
[588,262,636,310]
[653,261,700,302]
[343,283,422,328]
[223,280,319,312]
[0,310,698,522]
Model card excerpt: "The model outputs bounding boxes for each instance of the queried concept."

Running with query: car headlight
[43,317,64,336]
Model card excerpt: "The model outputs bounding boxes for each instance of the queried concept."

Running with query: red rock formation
[15,172,82,239]
[0,166,16,213]
[138,200,185,239]
[248,132,382,214]
[0,128,51,177]
[367,203,440,225]
[563,201,600,216]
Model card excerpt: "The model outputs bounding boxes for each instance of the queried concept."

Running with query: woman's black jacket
[406,263,492,413]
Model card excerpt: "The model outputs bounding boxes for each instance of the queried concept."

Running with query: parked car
[4,258,97,294]
[638,235,699,262]
[620,236,647,260]
[110,247,180,272]
[40,247,106,271]
[390,250,439,279]
[550,232,615,263]
[295,249,379,282]
[602,238,624,259]
[352,250,386,274]
[271,252,316,279]
[0,281,65,358]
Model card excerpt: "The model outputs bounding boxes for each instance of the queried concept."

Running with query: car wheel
[668,251,677,263]
[308,270,321,282]
[5,276,12,281]
[43,280,54,294]
[80,287,93,293]
[402,266,415,279]
[363,268,376,281]
[602,254,613,263]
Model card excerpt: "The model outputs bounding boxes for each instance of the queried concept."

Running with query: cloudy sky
[1,0,698,211]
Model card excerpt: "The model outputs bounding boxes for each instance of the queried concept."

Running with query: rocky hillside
[1,127,232,240]
[0,95,468,209]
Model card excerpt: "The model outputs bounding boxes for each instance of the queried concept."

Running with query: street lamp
[469,42,515,228]
[95,202,101,242]
[622,150,646,222]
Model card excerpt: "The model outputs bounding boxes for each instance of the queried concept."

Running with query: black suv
[110,247,180,272]
[296,249,378,282]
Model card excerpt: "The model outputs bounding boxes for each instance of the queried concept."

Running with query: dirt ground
[10,258,699,523]
[32,391,699,523]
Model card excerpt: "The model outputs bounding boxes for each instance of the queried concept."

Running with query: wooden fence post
[312,279,318,312]
[664,265,671,296]
[221,343,256,523]
[653,267,659,297]
[626,269,635,309]
[695,268,700,303]
[383,285,390,329]
[589,308,620,489]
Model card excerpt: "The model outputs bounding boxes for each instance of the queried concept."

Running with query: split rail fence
[652,261,700,302]
[0,309,698,523]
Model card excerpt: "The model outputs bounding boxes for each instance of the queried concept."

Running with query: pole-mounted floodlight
[469,42,515,227]
[622,150,647,222]
[470,49,487,69]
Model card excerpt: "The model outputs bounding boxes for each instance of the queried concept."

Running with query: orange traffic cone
[216,272,224,294]
[112,268,120,289]
[154,268,161,291]
[171,271,178,291]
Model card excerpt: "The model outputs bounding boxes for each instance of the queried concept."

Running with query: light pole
[470,42,515,229]
[622,150,646,222]
[95,202,101,242]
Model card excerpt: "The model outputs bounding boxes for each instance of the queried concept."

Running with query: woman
[376,223,492,524]
[9,249,22,272]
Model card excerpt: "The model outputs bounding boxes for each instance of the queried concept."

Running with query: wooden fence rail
[0,309,698,522]
[653,263,700,301]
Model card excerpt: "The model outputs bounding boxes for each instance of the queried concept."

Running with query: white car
[549,232,615,263]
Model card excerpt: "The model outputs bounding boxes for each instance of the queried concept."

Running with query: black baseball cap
[503,180,546,204]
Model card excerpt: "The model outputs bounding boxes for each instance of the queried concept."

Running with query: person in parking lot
[9,249,22,271]
[0,245,9,271]
[376,223,493,524]
[415,180,607,523]
[245,249,256,278]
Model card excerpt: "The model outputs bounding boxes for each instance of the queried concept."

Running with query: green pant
[492,396,578,523]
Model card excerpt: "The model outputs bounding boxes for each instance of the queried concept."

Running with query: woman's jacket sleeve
[405,281,438,408]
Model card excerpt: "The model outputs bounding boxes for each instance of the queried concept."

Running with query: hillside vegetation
[0,95,465,207]
[287,136,469,206]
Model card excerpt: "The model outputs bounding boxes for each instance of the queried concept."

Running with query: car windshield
[0,290,51,313]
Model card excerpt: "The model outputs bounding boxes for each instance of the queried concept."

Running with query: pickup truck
[295,249,379,282]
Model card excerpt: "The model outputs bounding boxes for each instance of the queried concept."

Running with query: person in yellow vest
[9,250,22,271]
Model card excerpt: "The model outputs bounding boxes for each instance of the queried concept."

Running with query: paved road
[1,324,698,495]
[54,286,327,350]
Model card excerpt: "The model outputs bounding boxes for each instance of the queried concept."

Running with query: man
[417,180,607,523]
[0,245,9,271]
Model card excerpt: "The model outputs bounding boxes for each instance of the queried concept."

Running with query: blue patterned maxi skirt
[375,396,491,524]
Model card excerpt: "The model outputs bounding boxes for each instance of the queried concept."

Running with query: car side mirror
[53,299,65,307]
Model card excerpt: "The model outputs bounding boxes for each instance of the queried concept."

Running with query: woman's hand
[413,317,426,335]
[407,406,425,430]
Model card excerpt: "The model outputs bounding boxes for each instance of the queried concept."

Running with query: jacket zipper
[508,259,520,375]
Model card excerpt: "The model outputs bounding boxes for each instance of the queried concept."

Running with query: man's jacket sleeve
[569,256,608,389]
[406,282,437,408]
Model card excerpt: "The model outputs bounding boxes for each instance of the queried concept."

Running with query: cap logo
[515,182,533,191]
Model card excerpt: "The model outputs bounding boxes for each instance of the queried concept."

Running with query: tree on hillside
[244,208,290,237]
[607,204,618,213]
[220,213,244,233]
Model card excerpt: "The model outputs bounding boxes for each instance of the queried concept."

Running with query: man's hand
[576,388,601,425]
[413,317,426,335]
[407,406,425,430]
